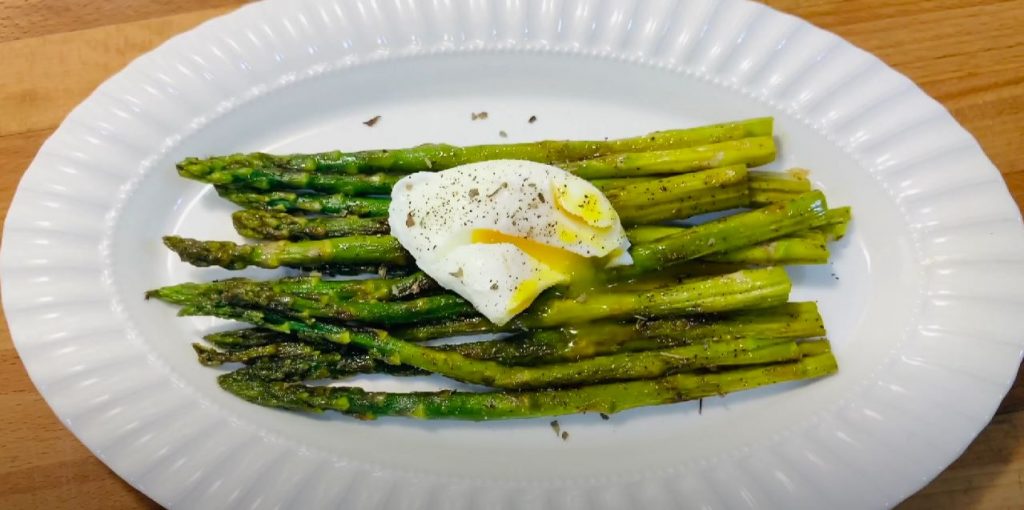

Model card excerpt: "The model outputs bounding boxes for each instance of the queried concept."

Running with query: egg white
[389,160,632,325]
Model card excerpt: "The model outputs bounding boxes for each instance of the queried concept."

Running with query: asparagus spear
[160,231,825,308]
[206,327,314,349]
[218,164,753,221]
[194,341,422,378]
[217,352,838,420]
[173,268,791,388]
[626,207,850,245]
[184,297,813,390]
[596,168,809,191]
[159,268,791,328]
[227,166,754,240]
[604,165,750,224]
[217,188,391,216]
[197,169,402,195]
[749,169,810,190]
[204,302,826,367]
[520,267,791,327]
[162,234,410,270]
[233,210,389,240]
[194,341,321,365]
[628,191,829,271]
[271,272,438,301]
[150,273,438,308]
[220,285,477,325]
[207,344,425,376]
[410,301,823,350]
[560,137,776,179]
[707,231,829,265]
[212,301,824,348]
[157,229,821,307]
[596,168,813,208]
[151,277,474,325]
[618,184,749,225]
[604,163,747,207]
[203,336,813,386]
[184,138,775,194]
[225,182,798,233]
[589,176,655,192]
[178,118,773,177]
[164,206,835,272]
[818,206,852,240]
[750,189,803,206]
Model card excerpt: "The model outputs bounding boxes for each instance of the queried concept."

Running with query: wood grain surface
[0,1,1021,508]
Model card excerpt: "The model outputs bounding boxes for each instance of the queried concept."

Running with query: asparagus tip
[192,343,224,366]
[217,370,324,412]
[163,236,250,269]
[232,209,305,240]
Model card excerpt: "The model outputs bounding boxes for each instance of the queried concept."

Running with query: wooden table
[0,1,1020,508]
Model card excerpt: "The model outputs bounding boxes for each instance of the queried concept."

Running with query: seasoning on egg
[387,160,632,325]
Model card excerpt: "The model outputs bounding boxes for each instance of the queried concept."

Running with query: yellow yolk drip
[507,278,546,317]
[471,229,587,276]
[470,229,603,313]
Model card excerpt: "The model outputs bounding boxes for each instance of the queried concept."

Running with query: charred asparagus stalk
[179,118,773,178]
[217,351,838,420]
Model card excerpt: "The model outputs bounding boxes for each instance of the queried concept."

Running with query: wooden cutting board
[0,1,1021,508]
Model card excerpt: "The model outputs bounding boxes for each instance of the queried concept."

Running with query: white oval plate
[3,0,1023,508]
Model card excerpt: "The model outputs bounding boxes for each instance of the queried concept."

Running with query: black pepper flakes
[490,283,499,290]
[486,182,508,198]
[468,188,479,198]
[405,212,415,227]
[499,130,508,138]
[528,115,537,123]
[550,420,560,436]
[362,115,381,127]
[599,413,610,420]
[561,431,569,441]
[471,111,489,120]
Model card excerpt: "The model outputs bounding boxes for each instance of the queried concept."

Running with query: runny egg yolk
[471,228,601,302]
[387,160,633,325]
[470,229,588,276]
[553,183,615,228]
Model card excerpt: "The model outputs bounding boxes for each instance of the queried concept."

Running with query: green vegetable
[185,139,774,195]
[561,137,776,179]
[162,234,410,270]
[178,118,773,177]
[198,302,826,374]
[217,188,391,216]
[628,191,829,271]
[198,334,821,377]
[233,210,389,240]
[155,268,792,329]
[604,165,750,224]
[216,351,838,420]
[198,170,401,195]
[394,301,824,345]
[748,170,812,206]
[154,117,851,421]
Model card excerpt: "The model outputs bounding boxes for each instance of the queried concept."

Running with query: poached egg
[389,160,632,325]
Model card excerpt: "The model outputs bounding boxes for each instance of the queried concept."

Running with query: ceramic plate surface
[3,0,1023,508]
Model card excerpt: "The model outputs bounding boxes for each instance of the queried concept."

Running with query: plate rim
[3,0,1023,508]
